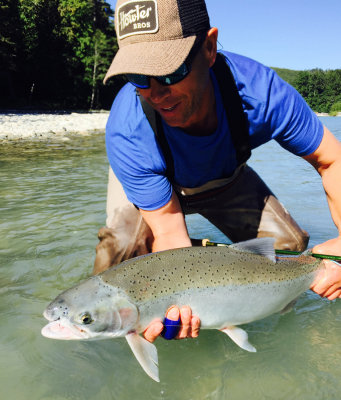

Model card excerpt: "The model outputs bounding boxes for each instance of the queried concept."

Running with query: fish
[41,238,324,382]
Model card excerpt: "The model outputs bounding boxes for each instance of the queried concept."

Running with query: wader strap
[212,53,251,165]
[138,94,175,181]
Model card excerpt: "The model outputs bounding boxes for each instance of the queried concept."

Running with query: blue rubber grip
[161,317,181,340]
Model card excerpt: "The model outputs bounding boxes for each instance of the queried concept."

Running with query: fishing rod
[203,240,341,262]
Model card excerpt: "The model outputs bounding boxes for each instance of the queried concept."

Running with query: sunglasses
[126,61,191,89]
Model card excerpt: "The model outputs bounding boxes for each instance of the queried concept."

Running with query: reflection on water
[1,119,341,400]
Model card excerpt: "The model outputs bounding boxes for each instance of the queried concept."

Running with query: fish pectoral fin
[125,332,160,382]
[220,326,257,353]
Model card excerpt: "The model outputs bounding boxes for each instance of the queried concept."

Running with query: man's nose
[149,78,171,103]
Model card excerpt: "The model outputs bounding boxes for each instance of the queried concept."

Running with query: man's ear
[204,27,218,68]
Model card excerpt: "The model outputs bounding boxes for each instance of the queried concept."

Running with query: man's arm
[139,190,192,251]
[139,191,201,341]
[303,125,341,299]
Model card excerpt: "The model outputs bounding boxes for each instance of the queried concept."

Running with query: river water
[0,117,340,400]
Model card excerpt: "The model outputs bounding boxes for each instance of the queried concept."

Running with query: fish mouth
[41,313,89,340]
[43,309,56,322]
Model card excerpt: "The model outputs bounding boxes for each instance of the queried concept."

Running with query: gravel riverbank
[0,111,109,140]
[1,110,340,141]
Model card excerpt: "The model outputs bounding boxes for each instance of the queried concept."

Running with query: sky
[107,0,341,70]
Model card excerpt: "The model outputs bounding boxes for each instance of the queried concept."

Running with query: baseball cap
[104,0,210,83]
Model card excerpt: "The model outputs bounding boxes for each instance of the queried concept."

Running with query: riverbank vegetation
[1,0,340,113]
[0,0,124,110]
[273,68,341,114]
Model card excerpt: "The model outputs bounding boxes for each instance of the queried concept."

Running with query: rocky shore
[0,111,109,140]
[1,110,339,141]
[315,112,341,117]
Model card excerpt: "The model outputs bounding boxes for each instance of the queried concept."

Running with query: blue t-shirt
[106,51,323,210]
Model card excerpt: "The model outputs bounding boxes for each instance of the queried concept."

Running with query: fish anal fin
[220,326,257,353]
[280,298,298,315]
[125,332,160,382]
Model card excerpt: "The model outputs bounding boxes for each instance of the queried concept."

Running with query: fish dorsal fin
[230,237,276,263]
[301,249,312,256]
[125,332,159,382]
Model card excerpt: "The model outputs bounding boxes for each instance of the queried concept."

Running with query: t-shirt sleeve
[264,71,324,156]
[105,85,172,210]
[224,52,324,157]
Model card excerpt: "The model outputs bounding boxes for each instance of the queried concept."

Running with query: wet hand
[143,306,201,343]
[310,238,341,300]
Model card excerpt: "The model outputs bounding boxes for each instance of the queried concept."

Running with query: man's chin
[160,113,190,130]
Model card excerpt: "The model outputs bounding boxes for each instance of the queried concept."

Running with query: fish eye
[80,313,93,325]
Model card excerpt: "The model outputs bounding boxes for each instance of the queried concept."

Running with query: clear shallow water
[1,119,341,400]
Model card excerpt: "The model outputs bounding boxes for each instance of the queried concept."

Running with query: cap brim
[103,36,196,84]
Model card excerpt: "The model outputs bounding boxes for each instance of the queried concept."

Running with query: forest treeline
[273,67,341,114]
[0,0,125,110]
[1,0,340,113]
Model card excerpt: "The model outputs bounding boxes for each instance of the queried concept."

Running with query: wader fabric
[94,166,309,274]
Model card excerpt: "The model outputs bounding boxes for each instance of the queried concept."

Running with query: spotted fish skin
[97,245,322,330]
[100,246,320,302]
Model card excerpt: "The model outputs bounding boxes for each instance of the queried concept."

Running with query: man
[96,0,341,342]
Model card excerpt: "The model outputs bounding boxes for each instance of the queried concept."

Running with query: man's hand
[143,306,201,342]
[310,237,341,300]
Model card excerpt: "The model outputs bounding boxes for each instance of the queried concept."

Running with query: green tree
[329,101,341,116]
[293,68,341,113]
[18,0,41,102]
[272,67,300,87]
[87,2,117,108]
[308,69,327,112]
[293,71,310,99]
[0,0,22,100]
[325,70,341,110]
[58,0,117,109]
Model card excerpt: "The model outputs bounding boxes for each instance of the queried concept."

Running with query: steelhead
[42,238,324,382]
